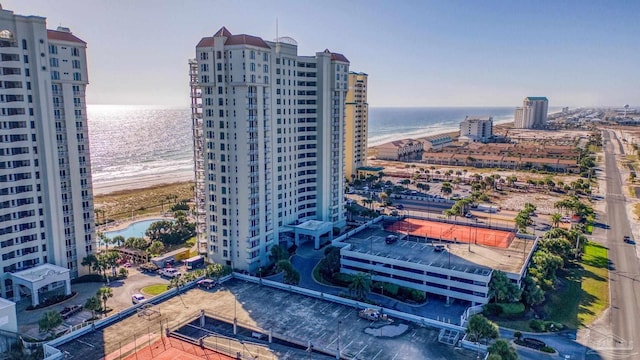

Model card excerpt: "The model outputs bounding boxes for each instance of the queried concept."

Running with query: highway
[596,130,640,359]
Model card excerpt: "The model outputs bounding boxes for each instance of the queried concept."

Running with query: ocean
[87,105,561,187]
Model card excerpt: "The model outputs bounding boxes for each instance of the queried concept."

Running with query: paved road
[594,130,640,359]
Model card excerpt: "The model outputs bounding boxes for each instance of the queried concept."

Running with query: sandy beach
[92,172,194,195]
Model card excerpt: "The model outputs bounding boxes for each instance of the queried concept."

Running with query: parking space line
[354,344,368,358]
[392,353,400,360]
[342,311,352,319]
[342,340,354,352]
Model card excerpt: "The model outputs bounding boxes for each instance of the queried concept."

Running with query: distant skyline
[3,0,639,107]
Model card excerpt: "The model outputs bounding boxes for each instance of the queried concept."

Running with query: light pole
[336,320,342,359]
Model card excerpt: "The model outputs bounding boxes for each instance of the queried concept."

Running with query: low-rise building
[372,139,423,160]
[419,134,453,151]
[338,219,536,305]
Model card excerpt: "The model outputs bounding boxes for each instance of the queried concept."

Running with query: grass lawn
[140,284,169,296]
[545,242,609,329]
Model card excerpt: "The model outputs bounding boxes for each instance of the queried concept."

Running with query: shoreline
[91,121,515,196]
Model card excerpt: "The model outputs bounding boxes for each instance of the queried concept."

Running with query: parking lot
[57,279,477,360]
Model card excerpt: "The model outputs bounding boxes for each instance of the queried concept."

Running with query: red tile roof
[323,49,349,63]
[225,34,270,49]
[46,30,86,45]
[196,37,214,48]
[214,26,232,38]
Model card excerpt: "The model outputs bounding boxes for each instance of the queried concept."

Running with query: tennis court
[386,218,515,248]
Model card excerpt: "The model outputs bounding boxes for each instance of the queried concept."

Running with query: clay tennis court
[386,218,515,248]
[122,337,234,360]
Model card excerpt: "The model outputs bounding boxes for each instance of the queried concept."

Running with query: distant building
[419,134,452,151]
[514,97,548,129]
[372,139,423,161]
[459,116,493,143]
[345,72,368,181]
[0,7,95,302]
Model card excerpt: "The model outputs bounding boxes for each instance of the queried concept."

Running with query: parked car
[123,262,132,268]
[624,235,635,244]
[385,235,398,244]
[59,305,83,320]
[465,212,473,218]
[131,294,146,304]
[158,268,182,278]
[395,204,404,210]
[197,279,217,289]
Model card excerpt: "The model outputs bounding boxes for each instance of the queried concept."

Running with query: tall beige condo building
[514,96,548,129]
[345,72,368,181]
[190,28,348,271]
[0,6,95,302]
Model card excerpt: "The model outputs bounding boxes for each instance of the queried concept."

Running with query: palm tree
[349,272,371,300]
[147,241,165,256]
[81,254,98,274]
[97,287,113,316]
[84,296,101,320]
[39,311,63,337]
[551,213,562,228]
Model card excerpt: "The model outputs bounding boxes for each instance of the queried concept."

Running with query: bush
[529,319,545,332]
[484,303,503,316]
[332,273,354,287]
[26,292,77,310]
[497,302,525,317]
[410,289,426,303]
[71,274,104,284]
[541,346,555,353]
[383,282,399,296]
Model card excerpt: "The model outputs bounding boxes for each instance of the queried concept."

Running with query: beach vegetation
[39,311,63,336]
[145,215,195,245]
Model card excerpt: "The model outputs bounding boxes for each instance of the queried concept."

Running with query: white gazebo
[9,264,71,307]
[292,220,334,250]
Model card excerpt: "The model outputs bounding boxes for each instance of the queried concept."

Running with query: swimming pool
[103,218,167,239]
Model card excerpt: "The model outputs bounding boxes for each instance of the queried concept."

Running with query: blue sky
[3,0,639,107]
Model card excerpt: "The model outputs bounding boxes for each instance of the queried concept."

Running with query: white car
[158,268,182,278]
[132,294,146,304]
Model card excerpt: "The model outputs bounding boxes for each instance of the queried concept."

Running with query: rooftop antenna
[275,17,280,54]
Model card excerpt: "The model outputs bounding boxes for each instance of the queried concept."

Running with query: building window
[51,71,60,80]
[73,72,82,81]
[50,58,59,67]
[71,47,80,56]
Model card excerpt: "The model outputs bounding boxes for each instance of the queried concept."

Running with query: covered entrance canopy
[9,264,71,307]
[292,220,334,250]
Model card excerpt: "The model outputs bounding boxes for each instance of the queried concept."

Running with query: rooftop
[47,28,86,45]
[342,220,534,275]
[11,263,69,282]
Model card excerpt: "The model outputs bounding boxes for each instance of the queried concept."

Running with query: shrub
[383,282,399,296]
[71,274,104,284]
[529,319,545,332]
[484,303,503,316]
[513,331,522,340]
[26,292,77,310]
[541,346,555,353]
[497,302,525,317]
[410,289,426,303]
[332,273,354,287]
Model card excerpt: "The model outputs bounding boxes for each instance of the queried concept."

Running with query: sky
[3,0,640,107]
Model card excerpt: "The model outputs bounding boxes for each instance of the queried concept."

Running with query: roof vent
[56,26,71,33]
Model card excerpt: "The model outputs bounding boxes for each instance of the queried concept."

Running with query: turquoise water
[104,218,166,239]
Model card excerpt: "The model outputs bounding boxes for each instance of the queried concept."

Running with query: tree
[488,339,519,360]
[169,275,187,292]
[539,237,573,264]
[551,213,562,228]
[349,272,371,300]
[111,235,125,247]
[39,310,63,337]
[269,245,289,263]
[514,211,532,233]
[466,314,498,345]
[276,260,300,285]
[84,296,102,319]
[488,270,521,303]
[521,275,544,307]
[97,287,113,314]
[81,254,97,274]
[147,240,165,256]
[441,182,453,195]
[319,246,341,278]
[205,263,232,282]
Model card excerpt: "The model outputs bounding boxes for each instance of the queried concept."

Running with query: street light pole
[336,320,342,359]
